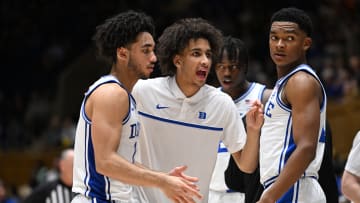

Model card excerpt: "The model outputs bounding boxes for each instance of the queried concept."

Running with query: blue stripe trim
[275,64,327,113]
[284,126,296,168]
[319,128,326,143]
[218,147,228,153]
[122,94,131,124]
[278,115,292,173]
[84,123,90,195]
[263,175,278,189]
[234,82,256,103]
[106,176,111,201]
[278,183,295,203]
[81,100,92,124]
[263,175,316,190]
[132,142,137,163]
[91,197,116,203]
[138,111,223,131]
[258,85,266,100]
[88,126,108,200]
[226,189,239,193]
[276,84,291,112]
[295,180,300,203]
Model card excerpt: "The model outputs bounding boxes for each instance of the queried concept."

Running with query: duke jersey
[72,75,140,202]
[344,131,360,179]
[132,76,247,203]
[260,64,327,202]
[209,82,266,193]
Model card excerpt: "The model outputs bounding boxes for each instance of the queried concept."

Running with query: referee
[23,149,74,203]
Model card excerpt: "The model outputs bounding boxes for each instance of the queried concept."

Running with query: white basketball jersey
[260,64,327,188]
[210,82,266,192]
[132,76,247,203]
[72,75,140,201]
[345,131,360,177]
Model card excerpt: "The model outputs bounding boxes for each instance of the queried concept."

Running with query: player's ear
[116,47,129,61]
[303,37,312,51]
[173,55,182,68]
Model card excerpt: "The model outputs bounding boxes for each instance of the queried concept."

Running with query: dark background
[0,0,359,200]
[1,0,359,157]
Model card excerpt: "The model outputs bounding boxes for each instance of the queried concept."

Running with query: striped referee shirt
[24,179,73,203]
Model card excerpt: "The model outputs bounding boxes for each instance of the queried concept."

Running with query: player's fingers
[171,195,183,203]
[180,194,196,203]
[181,178,200,190]
[169,165,187,176]
[179,173,199,182]
[175,165,187,173]
[183,184,203,200]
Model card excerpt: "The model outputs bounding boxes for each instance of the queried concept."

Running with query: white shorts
[264,177,326,203]
[71,187,148,203]
[208,190,244,203]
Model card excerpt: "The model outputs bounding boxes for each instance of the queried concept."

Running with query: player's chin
[142,69,154,79]
[221,82,232,90]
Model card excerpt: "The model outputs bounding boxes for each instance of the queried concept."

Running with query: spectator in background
[0,180,18,203]
[341,131,360,203]
[23,149,74,203]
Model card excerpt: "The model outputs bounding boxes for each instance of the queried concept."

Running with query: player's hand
[246,99,264,133]
[160,174,203,203]
[168,165,199,183]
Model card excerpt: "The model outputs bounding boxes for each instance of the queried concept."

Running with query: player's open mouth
[223,78,232,85]
[196,70,207,79]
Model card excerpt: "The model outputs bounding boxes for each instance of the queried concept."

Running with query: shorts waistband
[263,174,318,189]
[73,193,119,203]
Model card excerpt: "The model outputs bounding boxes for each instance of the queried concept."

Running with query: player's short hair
[271,7,313,37]
[157,18,223,76]
[219,36,248,74]
[93,10,155,65]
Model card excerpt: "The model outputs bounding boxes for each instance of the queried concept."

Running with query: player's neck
[276,58,306,78]
[175,75,202,98]
[110,66,138,92]
[227,81,250,99]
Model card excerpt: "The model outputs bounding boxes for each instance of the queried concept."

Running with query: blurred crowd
[1,0,359,151]
[0,0,359,202]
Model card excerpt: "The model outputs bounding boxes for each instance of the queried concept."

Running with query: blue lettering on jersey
[129,123,139,139]
[156,104,169,109]
[198,112,207,119]
[265,101,275,117]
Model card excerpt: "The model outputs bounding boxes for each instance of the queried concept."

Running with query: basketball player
[209,36,271,203]
[132,18,264,203]
[341,130,360,202]
[71,11,202,203]
[258,7,327,203]
[213,37,339,203]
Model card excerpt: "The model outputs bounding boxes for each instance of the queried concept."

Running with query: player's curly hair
[219,36,249,74]
[157,18,223,76]
[271,7,313,37]
[93,10,155,66]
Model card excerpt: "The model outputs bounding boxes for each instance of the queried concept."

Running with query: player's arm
[88,83,202,202]
[342,170,360,202]
[232,99,263,173]
[258,72,322,202]
[342,135,360,203]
